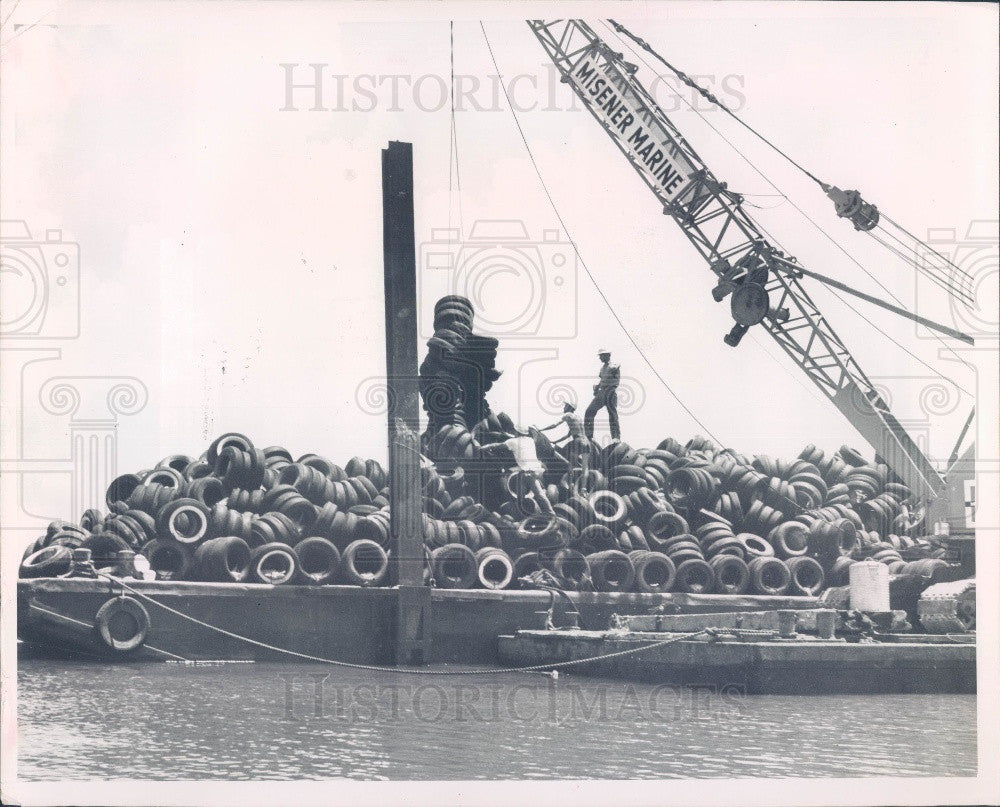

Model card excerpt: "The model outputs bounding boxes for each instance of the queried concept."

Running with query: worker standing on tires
[584,349,620,440]
[538,402,590,474]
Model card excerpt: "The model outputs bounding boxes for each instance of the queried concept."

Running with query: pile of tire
[21,429,950,597]
[20,433,393,588]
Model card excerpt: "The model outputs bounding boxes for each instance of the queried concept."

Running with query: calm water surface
[18,659,977,780]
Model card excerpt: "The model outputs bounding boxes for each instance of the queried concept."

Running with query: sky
[1,1,998,526]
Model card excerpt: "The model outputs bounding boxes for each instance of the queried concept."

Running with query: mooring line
[94,571,707,675]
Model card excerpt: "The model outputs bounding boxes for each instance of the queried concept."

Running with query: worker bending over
[538,402,590,474]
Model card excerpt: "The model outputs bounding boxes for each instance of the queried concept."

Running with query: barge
[15,123,979,696]
[498,610,976,695]
[17,576,821,665]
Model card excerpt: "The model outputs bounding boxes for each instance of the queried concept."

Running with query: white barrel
[849,559,890,611]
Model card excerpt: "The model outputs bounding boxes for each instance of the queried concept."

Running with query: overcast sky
[2,2,997,522]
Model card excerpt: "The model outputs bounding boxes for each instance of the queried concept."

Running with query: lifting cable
[607,19,979,306]
[0,0,22,31]
[93,569,709,676]
[447,21,465,237]
[479,22,724,446]
[600,21,973,395]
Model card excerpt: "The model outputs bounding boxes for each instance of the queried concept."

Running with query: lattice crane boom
[528,18,946,498]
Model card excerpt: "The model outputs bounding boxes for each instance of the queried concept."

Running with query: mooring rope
[93,570,708,676]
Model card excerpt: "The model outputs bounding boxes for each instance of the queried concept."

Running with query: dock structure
[382,140,431,664]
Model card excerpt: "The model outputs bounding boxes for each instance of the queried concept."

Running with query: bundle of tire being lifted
[20,428,957,599]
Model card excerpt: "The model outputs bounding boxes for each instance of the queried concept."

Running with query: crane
[525,19,971,505]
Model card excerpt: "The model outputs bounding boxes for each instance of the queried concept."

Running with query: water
[18,659,977,780]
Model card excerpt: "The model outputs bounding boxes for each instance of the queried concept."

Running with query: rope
[870,223,975,303]
[0,0,23,31]
[480,22,724,446]
[608,19,827,190]
[94,569,709,675]
[598,21,974,393]
[447,21,464,238]
[1,0,65,46]
[880,210,977,289]
[28,600,188,661]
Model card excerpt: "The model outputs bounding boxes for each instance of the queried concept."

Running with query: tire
[769,522,809,559]
[585,550,635,593]
[215,446,266,491]
[142,539,193,580]
[666,467,717,509]
[618,525,646,553]
[674,558,716,594]
[20,545,73,578]
[517,514,563,552]
[94,596,151,653]
[646,511,689,549]
[251,512,302,548]
[512,551,545,586]
[100,514,146,549]
[80,532,130,565]
[341,539,389,587]
[548,548,591,591]
[249,542,299,585]
[144,467,186,489]
[206,432,255,465]
[703,536,746,559]
[786,556,825,596]
[106,473,143,509]
[737,533,775,558]
[709,554,750,595]
[808,518,857,558]
[826,555,855,586]
[158,454,195,474]
[194,536,252,583]
[356,511,391,547]
[185,477,227,508]
[293,537,341,585]
[80,508,104,532]
[748,556,791,595]
[588,491,628,533]
[629,550,676,593]
[156,498,212,545]
[577,524,617,552]
[475,547,514,590]
[431,543,477,589]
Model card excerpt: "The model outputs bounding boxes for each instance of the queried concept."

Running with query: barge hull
[18,578,819,664]
[497,631,976,694]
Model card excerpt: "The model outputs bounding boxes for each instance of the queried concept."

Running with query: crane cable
[599,21,973,395]
[607,19,979,305]
[447,21,465,238]
[480,22,724,446]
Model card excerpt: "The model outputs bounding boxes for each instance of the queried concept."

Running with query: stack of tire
[21,433,393,588]
[21,428,950,599]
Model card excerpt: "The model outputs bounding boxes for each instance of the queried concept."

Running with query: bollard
[815,609,837,640]
[115,549,137,579]
[68,548,96,578]
[777,609,798,638]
